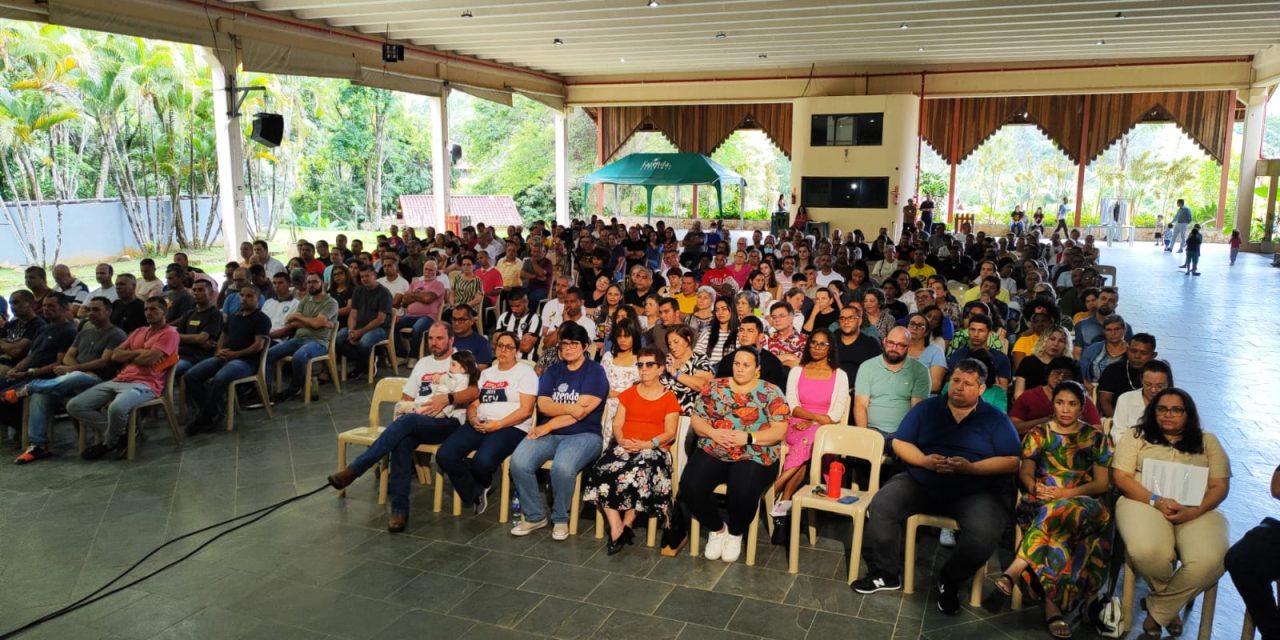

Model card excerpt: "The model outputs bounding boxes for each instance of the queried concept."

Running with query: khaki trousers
[1116,497,1227,625]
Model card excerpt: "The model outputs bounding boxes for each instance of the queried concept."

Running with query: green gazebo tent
[582,152,747,222]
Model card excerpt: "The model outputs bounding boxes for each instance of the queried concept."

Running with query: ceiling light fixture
[1115,11,1125,18]
[461,9,473,18]
[619,57,626,63]
[899,22,909,29]
[648,0,660,6]
[715,31,727,39]
[917,47,925,52]
[1096,39,1106,45]
[758,53,768,59]
[553,38,563,46]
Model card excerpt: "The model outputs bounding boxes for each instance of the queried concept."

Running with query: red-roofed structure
[398,194,524,231]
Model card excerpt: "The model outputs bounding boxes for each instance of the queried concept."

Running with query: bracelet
[650,437,660,449]
[746,432,754,446]
[447,392,454,404]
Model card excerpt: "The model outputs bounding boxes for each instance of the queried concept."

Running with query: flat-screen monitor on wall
[801,177,890,209]
[810,113,883,146]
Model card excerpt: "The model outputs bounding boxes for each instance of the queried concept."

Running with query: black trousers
[679,448,776,537]
[1226,517,1280,640]
[863,472,1011,587]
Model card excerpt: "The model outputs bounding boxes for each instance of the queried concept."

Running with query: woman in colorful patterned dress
[598,319,641,440]
[680,346,790,563]
[584,346,680,555]
[661,324,713,412]
[993,380,1112,639]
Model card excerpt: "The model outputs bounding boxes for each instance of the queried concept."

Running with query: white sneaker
[510,518,547,536]
[769,500,792,518]
[939,528,957,548]
[720,533,744,563]
[703,529,727,560]
[551,523,569,541]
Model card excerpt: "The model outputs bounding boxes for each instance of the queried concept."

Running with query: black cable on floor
[0,483,331,639]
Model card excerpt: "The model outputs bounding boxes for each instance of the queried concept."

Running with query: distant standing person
[919,197,935,230]
[1229,230,1241,266]
[1054,197,1070,235]
[1168,199,1193,253]
[1183,225,1203,276]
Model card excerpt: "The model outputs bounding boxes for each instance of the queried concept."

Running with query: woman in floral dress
[598,318,641,441]
[584,346,680,555]
[994,380,1112,639]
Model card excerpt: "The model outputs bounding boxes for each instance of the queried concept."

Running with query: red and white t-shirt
[476,361,539,432]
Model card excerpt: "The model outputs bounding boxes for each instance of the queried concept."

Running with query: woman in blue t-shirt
[508,322,610,541]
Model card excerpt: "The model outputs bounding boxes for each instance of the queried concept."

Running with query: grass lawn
[0,228,384,295]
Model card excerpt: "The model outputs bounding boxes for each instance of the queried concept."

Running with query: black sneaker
[81,443,111,461]
[936,580,961,615]
[852,574,902,594]
[273,387,301,404]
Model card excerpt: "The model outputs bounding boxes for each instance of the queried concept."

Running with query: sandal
[1045,615,1072,639]
[1167,617,1184,637]
[994,574,1015,597]
[1141,615,1163,639]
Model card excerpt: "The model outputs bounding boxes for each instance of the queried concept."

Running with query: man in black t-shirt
[834,302,882,399]
[713,316,786,389]
[0,290,45,375]
[622,226,647,271]
[336,263,394,379]
[174,280,224,380]
[111,274,147,333]
[183,285,271,432]
[164,264,195,324]
[1,294,76,394]
[1096,333,1158,418]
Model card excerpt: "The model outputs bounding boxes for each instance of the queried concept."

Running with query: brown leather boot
[387,512,408,533]
[327,468,358,490]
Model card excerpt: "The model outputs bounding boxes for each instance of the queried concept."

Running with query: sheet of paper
[1141,459,1209,506]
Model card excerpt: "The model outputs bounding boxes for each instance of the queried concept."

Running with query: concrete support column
[1215,90,1238,230]
[1234,86,1268,243]
[208,44,249,262]
[430,87,452,232]
[554,109,570,226]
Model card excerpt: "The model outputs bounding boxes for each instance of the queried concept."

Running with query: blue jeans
[1172,222,1189,251]
[266,337,328,391]
[348,413,461,514]
[65,380,157,441]
[174,358,197,381]
[436,423,527,505]
[335,327,389,371]
[23,372,103,446]
[184,357,256,420]
[509,431,602,524]
[395,316,433,359]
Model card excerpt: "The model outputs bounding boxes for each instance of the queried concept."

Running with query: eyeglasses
[495,343,517,352]
[839,315,860,321]
[1154,405,1186,416]
[884,340,910,349]
[809,342,831,349]
[636,362,661,369]
[907,321,927,329]
[559,340,583,348]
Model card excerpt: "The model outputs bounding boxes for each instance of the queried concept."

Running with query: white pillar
[430,87,452,232]
[1234,86,1269,242]
[209,45,249,262]
[554,109,570,226]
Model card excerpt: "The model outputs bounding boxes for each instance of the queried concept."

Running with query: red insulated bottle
[826,461,844,498]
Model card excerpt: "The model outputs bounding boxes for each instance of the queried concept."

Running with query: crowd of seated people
[4,215,1275,639]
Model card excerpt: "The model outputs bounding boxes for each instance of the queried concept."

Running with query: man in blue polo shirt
[854,359,1020,616]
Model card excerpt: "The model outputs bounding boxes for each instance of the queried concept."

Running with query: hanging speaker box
[251,113,284,148]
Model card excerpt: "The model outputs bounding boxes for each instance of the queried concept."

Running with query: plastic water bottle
[511,497,522,523]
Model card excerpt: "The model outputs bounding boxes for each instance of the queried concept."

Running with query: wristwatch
[447,392,454,404]
[650,437,660,449]
[1148,493,1161,507]
[746,432,754,446]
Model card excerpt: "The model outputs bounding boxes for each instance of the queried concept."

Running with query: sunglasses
[636,361,661,369]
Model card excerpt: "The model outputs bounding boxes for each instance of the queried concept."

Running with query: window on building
[810,113,883,146]
[801,177,890,209]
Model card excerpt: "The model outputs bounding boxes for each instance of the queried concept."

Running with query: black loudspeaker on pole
[251,113,284,148]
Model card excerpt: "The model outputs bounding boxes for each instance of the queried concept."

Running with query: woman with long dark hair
[599,318,641,435]
[1113,388,1231,638]
[993,381,1112,638]
[694,298,739,364]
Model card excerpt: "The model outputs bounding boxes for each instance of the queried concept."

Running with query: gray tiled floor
[0,242,1273,639]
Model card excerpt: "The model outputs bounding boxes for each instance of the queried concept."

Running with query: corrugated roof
[398,195,524,230]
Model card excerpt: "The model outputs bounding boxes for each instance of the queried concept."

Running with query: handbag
[1089,481,1126,638]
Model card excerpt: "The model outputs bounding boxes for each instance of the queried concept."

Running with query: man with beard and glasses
[853,326,930,436]
[1095,332,1158,418]
[268,272,340,403]
[854,359,1020,617]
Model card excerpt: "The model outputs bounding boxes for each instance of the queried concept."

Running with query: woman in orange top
[583,345,681,555]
